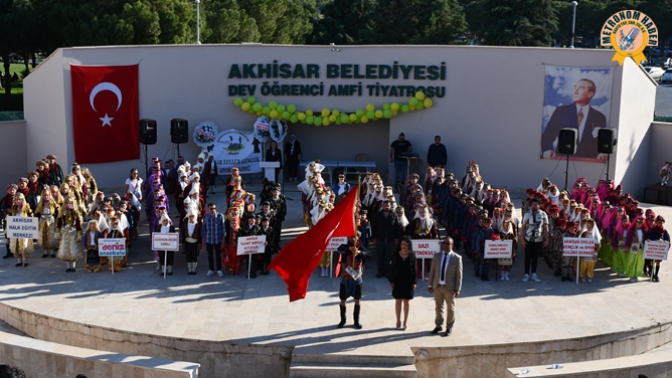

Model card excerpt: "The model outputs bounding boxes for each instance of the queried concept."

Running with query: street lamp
[195,0,201,45]
[570,1,578,48]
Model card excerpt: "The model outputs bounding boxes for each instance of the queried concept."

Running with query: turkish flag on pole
[70,64,139,164]
[269,185,359,301]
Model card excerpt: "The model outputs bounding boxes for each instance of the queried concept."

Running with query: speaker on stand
[598,128,617,181]
[170,118,189,159]
[139,119,157,178]
[558,128,577,191]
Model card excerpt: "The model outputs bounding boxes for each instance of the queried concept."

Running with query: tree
[370,0,467,44]
[478,0,558,46]
[307,0,377,45]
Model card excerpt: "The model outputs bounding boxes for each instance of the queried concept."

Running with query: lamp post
[195,0,201,45]
[570,1,578,48]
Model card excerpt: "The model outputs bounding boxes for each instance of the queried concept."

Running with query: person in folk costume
[155,213,177,276]
[9,193,35,267]
[150,205,167,269]
[65,175,87,215]
[315,200,336,276]
[402,174,420,208]
[258,216,274,275]
[223,202,244,274]
[579,218,601,283]
[559,221,579,281]
[183,209,202,275]
[117,201,135,248]
[185,172,207,205]
[544,206,561,270]
[424,167,436,206]
[225,167,245,205]
[609,207,627,275]
[36,188,59,258]
[36,160,50,189]
[81,168,98,207]
[46,154,64,186]
[431,168,445,212]
[105,215,128,273]
[16,177,33,210]
[537,178,552,195]
[624,215,646,282]
[475,217,497,281]
[268,184,286,251]
[498,210,518,280]
[189,185,205,217]
[242,193,256,220]
[645,215,670,282]
[71,163,88,201]
[55,195,83,272]
[26,172,42,212]
[239,213,261,278]
[163,159,176,196]
[82,219,104,272]
[336,235,365,330]
[358,209,373,255]
[175,171,189,212]
[1,183,17,259]
[227,176,246,208]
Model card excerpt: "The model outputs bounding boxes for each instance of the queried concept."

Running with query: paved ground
[0,181,671,359]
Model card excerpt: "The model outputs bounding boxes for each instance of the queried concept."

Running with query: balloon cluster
[233,91,433,126]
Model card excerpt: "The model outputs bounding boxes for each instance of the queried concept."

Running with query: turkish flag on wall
[71,64,139,164]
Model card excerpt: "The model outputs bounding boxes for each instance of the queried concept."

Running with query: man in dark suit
[427,236,463,337]
[541,78,607,159]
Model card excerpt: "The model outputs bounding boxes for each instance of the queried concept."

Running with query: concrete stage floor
[0,182,670,363]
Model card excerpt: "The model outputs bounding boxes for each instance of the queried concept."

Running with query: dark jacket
[371,210,402,244]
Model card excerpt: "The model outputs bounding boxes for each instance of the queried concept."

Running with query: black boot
[654,265,661,282]
[353,304,362,329]
[337,305,346,328]
[2,245,11,259]
[643,260,651,276]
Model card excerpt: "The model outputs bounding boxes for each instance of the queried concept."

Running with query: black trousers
[185,241,199,262]
[159,250,174,267]
[524,241,543,274]
[206,243,222,271]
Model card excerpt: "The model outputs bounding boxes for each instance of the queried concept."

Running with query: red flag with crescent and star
[70,64,139,164]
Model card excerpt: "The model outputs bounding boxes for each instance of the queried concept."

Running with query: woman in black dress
[388,236,417,330]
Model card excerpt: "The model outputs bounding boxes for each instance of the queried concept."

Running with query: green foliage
[474,0,558,46]
[307,0,377,44]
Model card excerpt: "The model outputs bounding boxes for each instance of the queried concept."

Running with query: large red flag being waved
[70,65,139,164]
[269,184,359,301]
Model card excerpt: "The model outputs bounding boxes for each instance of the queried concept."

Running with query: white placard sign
[412,240,440,259]
[237,235,267,255]
[98,238,127,257]
[327,237,348,251]
[562,237,595,257]
[484,240,513,259]
[644,240,670,261]
[152,233,180,251]
[6,216,39,239]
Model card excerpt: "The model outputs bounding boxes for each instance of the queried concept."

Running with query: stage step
[289,354,417,378]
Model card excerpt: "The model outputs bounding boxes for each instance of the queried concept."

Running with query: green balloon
[247,96,256,104]
[262,106,270,115]
[287,104,296,113]
[283,111,291,119]
[234,98,243,106]
[277,104,285,113]
[416,102,424,110]
[252,103,262,112]
[409,98,418,106]
[290,114,299,123]
[383,109,392,119]
[356,109,364,117]
[335,118,342,125]
[367,111,375,119]
[401,105,409,113]
[340,114,349,123]
[306,116,314,124]
[269,101,278,109]
[314,116,322,126]
[383,103,391,110]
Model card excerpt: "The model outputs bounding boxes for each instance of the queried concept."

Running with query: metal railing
[0,111,24,121]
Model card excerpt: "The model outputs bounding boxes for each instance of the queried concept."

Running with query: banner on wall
[194,122,262,175]
[540,66,614,163]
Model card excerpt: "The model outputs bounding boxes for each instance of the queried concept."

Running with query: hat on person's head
[261,201,270,207]
[656,215,666,223]
[260,216,269,222]
[159,212,171,223]
[399,132,405,137]
[6,183,17,191]
[46,154,56,159]
[17,177,28,183]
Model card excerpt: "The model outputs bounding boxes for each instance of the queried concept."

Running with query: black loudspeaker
[139,119,157,145]
[598,128,616,154]
[171,118,189,144]
[558,128,577,155]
